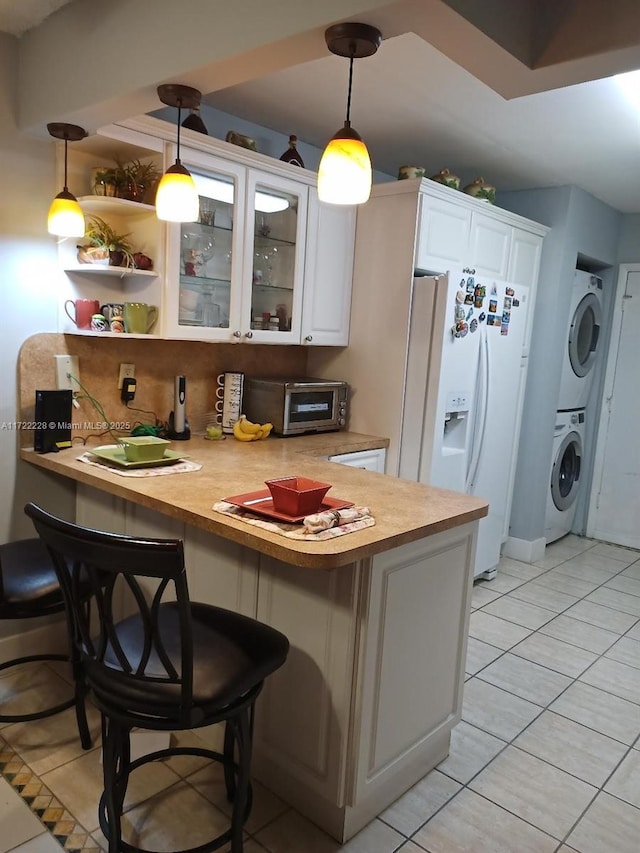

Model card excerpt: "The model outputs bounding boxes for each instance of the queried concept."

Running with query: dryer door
[568,293,602,378]
[551,431,583,511]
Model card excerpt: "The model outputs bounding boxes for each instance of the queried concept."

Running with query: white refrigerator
[398,269,531,579]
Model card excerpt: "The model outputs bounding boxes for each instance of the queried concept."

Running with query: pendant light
[317,23,381,206]
[156,84,201,222]
[47,122,88,238]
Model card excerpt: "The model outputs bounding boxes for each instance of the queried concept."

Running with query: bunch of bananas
[232,415,273,441]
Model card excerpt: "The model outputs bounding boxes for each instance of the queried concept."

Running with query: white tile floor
[1,534,639,852]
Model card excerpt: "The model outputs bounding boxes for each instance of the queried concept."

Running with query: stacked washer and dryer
[545,270,603,543]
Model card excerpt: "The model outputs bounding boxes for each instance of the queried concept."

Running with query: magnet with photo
[502,310,511,324]
[455,303,465,320]
[464,293,474,304]
[487,314,496,326]
[491,284,497,296]
[467,276,475,288]
[474,297,484,308]
[513,298,520,307]
[489,299,498,313]
[466,279,475,293]
[503,297,512,310]
[501,322,509,335]
[505,286,515,296]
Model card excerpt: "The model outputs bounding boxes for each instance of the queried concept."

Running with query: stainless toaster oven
[242,377,348,436]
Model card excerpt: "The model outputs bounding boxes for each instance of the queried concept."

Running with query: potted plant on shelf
[116,158,162,203]
[78,215,135,268]
[91,167,119,197]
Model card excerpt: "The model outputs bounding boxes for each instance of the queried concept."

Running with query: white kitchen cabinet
[469,211,512,279]
[328,447,386,472]
[416,192,471,273]
[301,189,356,346]
[60,116,354,346]
[508,226,543,355]
[164,147,308,344]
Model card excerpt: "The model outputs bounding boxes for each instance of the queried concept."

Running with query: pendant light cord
[63,136,69,192]
[345,54,354,127]
[176,103,183,164]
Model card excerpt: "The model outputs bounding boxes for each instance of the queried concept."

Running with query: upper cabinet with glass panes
[61,117,355,346]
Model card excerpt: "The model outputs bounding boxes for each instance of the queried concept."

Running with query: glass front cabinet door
[164,149,245,342]
[164,148,307,343]
[241,171,307,343]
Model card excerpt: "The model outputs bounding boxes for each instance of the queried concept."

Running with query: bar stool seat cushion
[90,601,288,722]
[0,539,64,616]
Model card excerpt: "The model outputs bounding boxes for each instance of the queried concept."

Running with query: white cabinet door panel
[416,196,471,273]
[470,213,511,279]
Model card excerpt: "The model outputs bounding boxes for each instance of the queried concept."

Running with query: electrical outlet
[118,363,135,389]
[55,355,80,390]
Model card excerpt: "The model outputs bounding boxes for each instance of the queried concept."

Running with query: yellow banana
[237,415,261,435]
[232,420,258,441]
[258,423,273,439]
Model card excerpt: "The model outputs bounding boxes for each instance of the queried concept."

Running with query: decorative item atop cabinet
[430,168,460,190]
[462,176,496,204]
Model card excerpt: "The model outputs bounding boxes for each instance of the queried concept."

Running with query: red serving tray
[223,489,354,523]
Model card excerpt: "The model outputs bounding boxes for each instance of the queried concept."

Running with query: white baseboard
[502,536,547,564]
[0,617,67,663]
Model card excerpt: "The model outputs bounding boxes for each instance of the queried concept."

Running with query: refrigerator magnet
[489,299,498,313]
[502,310,511,323]
[505,286,515,296]
[467,276,475,287]
[479,312,486,322]
[487,314,495,325]
[501,322,509,335]
[470,318,478,333]
[466,307,474,320]
[455,304,465,320]
[455,289,465,303]
[457,321,468,337]
[465,293,474,304]
[474,298,484,308]
[513,298,520,307]
[491,284,497,295]
[466,280,474,292]
[504,297,512,310]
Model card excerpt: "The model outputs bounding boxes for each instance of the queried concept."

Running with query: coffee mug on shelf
[64,298,99,330]
[100,302,125,323]
[123,302,158,334]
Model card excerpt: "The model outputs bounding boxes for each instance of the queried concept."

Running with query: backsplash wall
[18,334,308,446]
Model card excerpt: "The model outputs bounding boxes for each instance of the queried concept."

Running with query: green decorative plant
[115,157,162,203]
[81,215,135,267]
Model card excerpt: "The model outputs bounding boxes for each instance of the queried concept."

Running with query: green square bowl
[118,436,171,462]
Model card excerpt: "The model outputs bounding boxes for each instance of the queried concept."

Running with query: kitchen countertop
[20,432,488,569]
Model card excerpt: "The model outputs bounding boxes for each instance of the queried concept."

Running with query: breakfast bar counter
[20,432,487,568]
[20,432,487,843]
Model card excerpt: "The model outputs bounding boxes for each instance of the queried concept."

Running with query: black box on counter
[34,390,73,453]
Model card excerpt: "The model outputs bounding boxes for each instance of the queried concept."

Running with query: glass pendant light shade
[318,124,372,205]
[155,163,199,222]
[47,189,86,237]
[319,23,381,206]
[156,84,203,223]
[46,122,88,238]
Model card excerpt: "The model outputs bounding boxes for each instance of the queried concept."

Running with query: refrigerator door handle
[466,326,490,492]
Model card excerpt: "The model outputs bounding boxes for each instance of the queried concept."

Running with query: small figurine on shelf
[279,135,304,168]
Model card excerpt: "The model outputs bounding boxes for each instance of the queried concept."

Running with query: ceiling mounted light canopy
[181,104,209,135]
[47,122,88,238]
[317,22,382,206]
[156,83,202,222]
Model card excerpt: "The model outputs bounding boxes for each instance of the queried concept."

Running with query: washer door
[568,293,602,378]
[551,431,583,511]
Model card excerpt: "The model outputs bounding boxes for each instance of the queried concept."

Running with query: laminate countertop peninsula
[20,431,487,570]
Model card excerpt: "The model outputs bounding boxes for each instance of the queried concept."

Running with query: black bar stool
[0,537,92,748]
[26,502,290,853]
